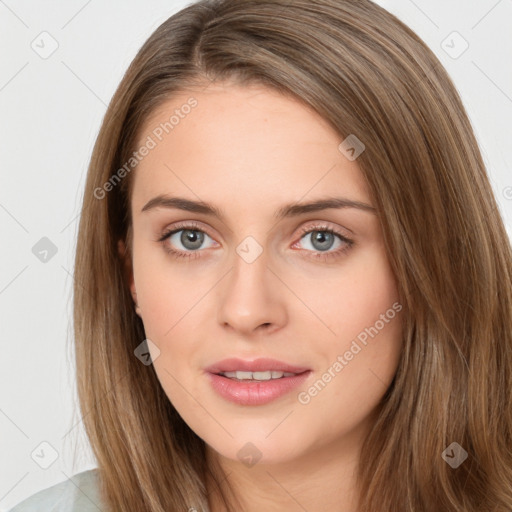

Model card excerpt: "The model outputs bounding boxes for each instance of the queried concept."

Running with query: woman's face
[121,81,403,466]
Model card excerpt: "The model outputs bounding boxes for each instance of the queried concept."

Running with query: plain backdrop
[1,0,511,509]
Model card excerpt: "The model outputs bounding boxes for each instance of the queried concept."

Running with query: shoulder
[8,469,105,512]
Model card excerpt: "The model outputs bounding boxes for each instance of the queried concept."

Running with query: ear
[117,239,142,317]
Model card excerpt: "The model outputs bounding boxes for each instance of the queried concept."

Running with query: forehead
[131,83,371,215]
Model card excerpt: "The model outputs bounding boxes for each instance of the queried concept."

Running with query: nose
[216,245,287,337]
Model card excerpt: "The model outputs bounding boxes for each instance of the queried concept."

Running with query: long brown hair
[73,0,512,510]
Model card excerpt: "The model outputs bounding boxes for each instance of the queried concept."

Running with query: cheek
[133,261,203,404]
[336,248,403,379]
[134,254,205,340]
[337,265,400,344]
[297,245,403,404]
[293,243,400,346]
[132,255,216,410]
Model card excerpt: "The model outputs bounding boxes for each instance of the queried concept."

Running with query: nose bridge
[232,235,269,288]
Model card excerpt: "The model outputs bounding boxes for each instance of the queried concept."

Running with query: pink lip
[204,358,312,406]
[204,357,310,374]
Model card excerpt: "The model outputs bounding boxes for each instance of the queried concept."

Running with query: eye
[157,221,217,260]
[293,224,354,261]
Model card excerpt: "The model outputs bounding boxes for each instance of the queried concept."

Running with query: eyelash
[156,221,354,262]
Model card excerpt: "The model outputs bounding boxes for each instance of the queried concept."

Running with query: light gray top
[8,469,105,512]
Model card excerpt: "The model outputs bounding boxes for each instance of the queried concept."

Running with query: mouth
[205,358,312,405]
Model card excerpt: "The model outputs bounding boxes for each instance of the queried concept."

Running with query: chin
[202,425,312,467]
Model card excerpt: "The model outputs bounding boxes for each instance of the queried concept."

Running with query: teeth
[220,370,297,380]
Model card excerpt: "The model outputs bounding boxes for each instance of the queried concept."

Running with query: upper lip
[205,358,310,374]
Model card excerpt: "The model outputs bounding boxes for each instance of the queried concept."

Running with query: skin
[118,81,403,512]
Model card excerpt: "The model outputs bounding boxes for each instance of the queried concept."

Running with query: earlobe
[117,239,141,316]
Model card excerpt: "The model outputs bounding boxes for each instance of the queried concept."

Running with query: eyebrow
[141,194,376,220]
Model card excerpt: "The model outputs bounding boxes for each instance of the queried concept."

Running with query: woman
[10,0,512,510]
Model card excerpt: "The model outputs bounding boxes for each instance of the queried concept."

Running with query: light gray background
[1,0,511,509]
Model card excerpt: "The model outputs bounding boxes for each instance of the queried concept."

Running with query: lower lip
[207,371,311,406]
